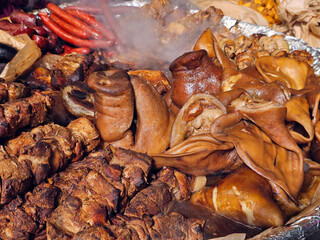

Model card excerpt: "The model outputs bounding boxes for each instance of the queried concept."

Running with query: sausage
[39,12,114,49]
[32,35,49,51]
[0,20,34,37]
[64,5,103,14]
[41,24,59,50]
[29,25,47,36]
[65,9,116,42]
[63,47,91,55]
[46,3,103,39]
[50,13,89,39]
[64,5,140,15]
[10,9,37,26]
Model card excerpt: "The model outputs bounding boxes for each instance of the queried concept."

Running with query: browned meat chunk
[150,212,204,240]
[0,80,30,103]
[0,91,55,138]
[124,181,172,218]
[51,53,94,89]
[124,168,190,218]
[0,146,32,205]
[0,117,99,205]
[0,183,60,240]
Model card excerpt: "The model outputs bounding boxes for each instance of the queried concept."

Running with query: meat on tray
[0,117,99,206]
[0,145,204,239]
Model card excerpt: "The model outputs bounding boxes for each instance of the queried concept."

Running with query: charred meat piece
[0,183,60,240]
[0,91,54,138]
[124,180,172,218]
[0,80,30,103]
[47,146,153,239]
[24,66,55,91]
[0,146,32,205]
[150,212,204,240]
[17,117,99,186]
[51,53,94,89]
[124,167,190,218]
[0,117,99,205]
[5,122,60,157]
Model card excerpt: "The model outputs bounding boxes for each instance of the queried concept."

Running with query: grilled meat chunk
[124,168,190,218]
[0,91,55,139]
[150,212,204,240]
[0,146,32,205]
[0,183,60,240]
[0,117,99,205]
[47,147,153,239]
[0,80,30,103]
[124,180,172,218]
[51,53,94,89]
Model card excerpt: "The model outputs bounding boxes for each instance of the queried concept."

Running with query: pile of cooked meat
[0,146,204,239]
[1,0,320,239]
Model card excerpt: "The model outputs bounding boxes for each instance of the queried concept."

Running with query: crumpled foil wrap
[40,1,320,239]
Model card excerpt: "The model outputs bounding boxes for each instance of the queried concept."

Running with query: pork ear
[87,70,134,142]
[190,166,285,228]
[255,56,309,90]
[130,75,174,154]
[211,116,303,202]
[170,93,226,147]
[285,97,314,144]
[151,133,241,176]
[193,28,215,58]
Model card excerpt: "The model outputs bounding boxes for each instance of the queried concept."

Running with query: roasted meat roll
[87,70,134,143]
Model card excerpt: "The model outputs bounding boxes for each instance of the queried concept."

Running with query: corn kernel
[243,2,252,7]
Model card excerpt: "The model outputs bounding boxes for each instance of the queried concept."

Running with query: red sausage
[50,13,89,39]
[47,3,103,39]
[29,25,47,36]
[62,47,91,55]
[0,20,34,37]
[65,9,116,42]
[10,9,37,26]
[32,35,49,51]
[64,5,103,14]
[39,12,114,49]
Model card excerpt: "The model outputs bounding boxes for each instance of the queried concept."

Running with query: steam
[112,1,209,66]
